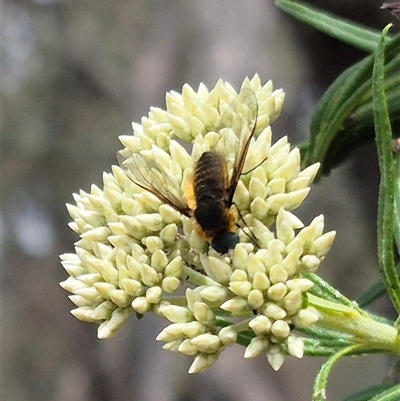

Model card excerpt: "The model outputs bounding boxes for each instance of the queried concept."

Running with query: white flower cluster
[60,75,336,373]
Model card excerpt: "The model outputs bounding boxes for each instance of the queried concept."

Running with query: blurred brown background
[2,1,399,400]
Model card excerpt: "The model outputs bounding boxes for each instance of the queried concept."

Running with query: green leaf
[275,0,387,52]
[312,344,365,401]
[394,148,400,254]
[300,33,400,174]
[341,384,397,401]
[303,339,351,357]
[299,325,350,341]
[373,24,400,315]
[302,272,354,307]
[369,384,400,401]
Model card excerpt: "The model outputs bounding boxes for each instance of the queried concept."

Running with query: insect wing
[218,88,258,203]
[118,152,192,217]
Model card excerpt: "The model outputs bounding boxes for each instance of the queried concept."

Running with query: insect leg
[233,202,259,247]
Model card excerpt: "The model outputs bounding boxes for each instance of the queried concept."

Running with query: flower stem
[308,294,400,354]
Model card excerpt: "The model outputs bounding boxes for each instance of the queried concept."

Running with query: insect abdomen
[193,151,231,238]
[194,152,226,204]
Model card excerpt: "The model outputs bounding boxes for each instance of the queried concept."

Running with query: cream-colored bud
[159,223,178,245]
[69,295,91,308]
[92,300,116,320]
[287,188,311,210]
[144,236,164,254]
[185,288,199,312]
[160,305,192,323]
[60,259,86,278]
[230,269,248,282]
[111,164,132,189]
[59,277,85,293]
[151,249,168,272]
[267,283,287,301]
[271,320,290,339]
[252,271,270,291]
[287,335,304,358]
[218,326,237,345]
[286,278,314,293]
[119,134,141,152]
[264,303,287,320]
[283,290,303,313]
[162,339,182,352]
[170,139,192,168]
[141,264,160,287]
[161,276,180,294]
[232,244,249,269]
[301,254,320,272]
[297,162,320,182]
[178,339,198,355]
[131,296,150,314]
[229,281,253,297]
[71,307,95,322]
[168,113,190,136]
[244,336,269,359]
[313,231,336,257]
[233,180,250,208]
[191,334,221,353]
[193,302,215,325]
[294,308,319,328]
[309,214,325,237]
[249,315,272,334]
[277,218,295,245]
[146,286,163,304]
[200,255,231,285]
[182,321,207,338]
[81,227,110,242]
[152,300,171,317]
[97,307,132,339]
[249,176,267,199]
[200,285,231,303]
[164,256,182,278]
[110,289,131,308]
[120,278,143,297]
[281,250,301,276]
[188,353,219,374]
[126,256,143,280]
[297,224,317,245]
[265,193,289,214]
[269,264,288,284]
[140,191,163,211]
[266,178,286,195]
[247,289,265,309]
[247,253,266,279]
[156,323,185,342]
[221,297,250,313]
[86,258,119,285]
[250,197,269,220]
[76,286,103,302]
[267,346,285,371]
[159,204,182,225]
[135,213,164,232]
[267,239,285,263]
[77,273,102,286]
[285,237,303,256]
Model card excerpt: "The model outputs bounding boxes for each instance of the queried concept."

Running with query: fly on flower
[119,88,260,253]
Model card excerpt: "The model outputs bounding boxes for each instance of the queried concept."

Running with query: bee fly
[120,88,260,253]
